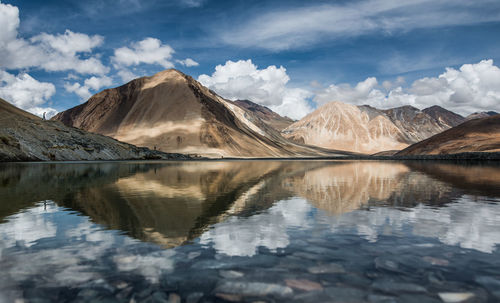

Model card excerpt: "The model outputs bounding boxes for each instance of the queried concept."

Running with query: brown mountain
[0,98,179,161]
[53,69,346,158]
[422,105,465,128]
[381,105,448,143]
[396,115,500,155]
[282,101,448,154]
[233,99,294,131]
[466,111,499,121]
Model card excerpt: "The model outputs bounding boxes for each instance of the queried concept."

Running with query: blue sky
[1,0,500,119]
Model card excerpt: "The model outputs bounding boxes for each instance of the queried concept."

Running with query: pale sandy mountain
[283,101,453,154]
[382,105,448,143]
[53,69,346,158]
[396,115,500,155]
[466,111,499,121]
[282,102,409,154]
[0,98,177,161]
[422,105,466,128]
[233,99,295,131]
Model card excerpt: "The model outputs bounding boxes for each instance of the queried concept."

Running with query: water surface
[1,160,500,302]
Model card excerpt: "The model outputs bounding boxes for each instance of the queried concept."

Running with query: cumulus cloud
[0,2,108,75]
[198,59,313,119]
[314,59,500,115]
[0,70,57,117]
[177,58,199,67]
[112,37,176,82]
[112,38,174,68]
[64,75,113,101]
[219,0,500,50]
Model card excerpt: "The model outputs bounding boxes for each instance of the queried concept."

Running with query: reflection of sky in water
[200,195,500,256]
[0,202,175,295]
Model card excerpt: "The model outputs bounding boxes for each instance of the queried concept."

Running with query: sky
[1,0,500,119]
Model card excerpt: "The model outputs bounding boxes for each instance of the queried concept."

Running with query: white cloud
[198,59,313,119]
[313,59,500,115]
[112,38,175,68]
[0,2,108,75]
[219,0,500,50]
[116,69,139,83]
[0,70,57,117]
[112,37,176,82]
[65,75,113,101]
[177,58,199,67]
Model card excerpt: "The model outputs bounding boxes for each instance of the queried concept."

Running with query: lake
[1,160,500,302]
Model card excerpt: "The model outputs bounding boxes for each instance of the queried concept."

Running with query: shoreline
[1,152,499,163]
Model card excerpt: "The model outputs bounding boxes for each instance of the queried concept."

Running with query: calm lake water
[1,160,500,303]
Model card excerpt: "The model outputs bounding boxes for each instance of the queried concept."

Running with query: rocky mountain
[0,98,183,161]
[396,115,500,155]
[233,100,294,131]
[422,105,466,128]
[381,105,448,143]
[282,101,448,154]
[466,111,499,121]
[53,69,346,158]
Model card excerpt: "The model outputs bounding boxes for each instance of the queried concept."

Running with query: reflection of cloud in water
[323,196,500,253]
[0,201,57,250]
[201,195,500,256]
[0,202,175,289]
[200,198,313,256]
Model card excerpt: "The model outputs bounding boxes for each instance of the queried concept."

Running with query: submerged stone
[438,292,475,303]
[308,263,345,274]
[214,281,293,298]
[285,279,323,291]
[371,281,427,294]
[219,270,244,279]
[324,286,366,302]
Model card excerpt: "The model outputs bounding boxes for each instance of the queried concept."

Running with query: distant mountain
[466,111,499,121]
[0,98,179,161]
[53,69,346,158]
[396,115,500,155]
[282,102,409,154]
[282,101,449,154]
[422,105,465,128]
[381,105,448,143]
[233,99,294,131]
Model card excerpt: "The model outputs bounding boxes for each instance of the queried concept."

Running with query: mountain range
[1,68,498,160]
[52,69,346,158]
[280,102,468,154]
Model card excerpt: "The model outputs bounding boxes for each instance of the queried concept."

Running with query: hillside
[422,105,466,128]
[396,115,500,155]
[0,98,183,161]
[233,100,294,131]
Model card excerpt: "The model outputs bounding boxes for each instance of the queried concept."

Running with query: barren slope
[53,69,346,158]
[396,115,500,155]
[233,100,294,131]
[382,105,448,143]
[423,105,465,128]
[0,98,181,161]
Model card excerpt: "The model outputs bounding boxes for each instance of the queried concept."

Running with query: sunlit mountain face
[1,161,500,302]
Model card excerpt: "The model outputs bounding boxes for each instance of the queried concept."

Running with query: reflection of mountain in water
[1,160,499,250]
